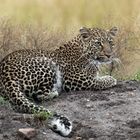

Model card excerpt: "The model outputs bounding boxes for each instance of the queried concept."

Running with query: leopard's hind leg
[1,80,72,137]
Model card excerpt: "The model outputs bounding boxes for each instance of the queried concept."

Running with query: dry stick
[109,61,114,76]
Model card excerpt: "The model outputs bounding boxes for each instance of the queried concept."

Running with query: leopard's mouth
[94,56,121,66]
[96,56,111,63]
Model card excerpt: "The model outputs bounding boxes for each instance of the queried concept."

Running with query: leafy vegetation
[133,71,140,81]
[0,96,10,106]
[0,96,6,105]
[34,111,53,122]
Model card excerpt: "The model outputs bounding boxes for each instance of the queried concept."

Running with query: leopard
[0,26,118,136]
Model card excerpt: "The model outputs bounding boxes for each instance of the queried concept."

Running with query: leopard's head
[79,27,118,63]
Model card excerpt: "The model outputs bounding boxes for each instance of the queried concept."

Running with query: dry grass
[0,0,140,79]
[0,18,139,79]
[0,0,140,29]
[0,18,69,59]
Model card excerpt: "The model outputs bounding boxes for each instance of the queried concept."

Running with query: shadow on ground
[0,80,140,140]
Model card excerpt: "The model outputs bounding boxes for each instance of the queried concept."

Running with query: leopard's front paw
[106,76,117,87]
[99,76,117,89]
[48,113,72,137]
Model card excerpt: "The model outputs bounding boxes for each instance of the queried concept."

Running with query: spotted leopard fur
[0,27,118,136]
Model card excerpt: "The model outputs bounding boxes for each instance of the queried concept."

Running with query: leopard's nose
[106,53,111,58]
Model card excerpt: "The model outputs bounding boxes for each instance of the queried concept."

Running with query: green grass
[0,96,6,105]
[133,71,140,81]
[33,111,53,121]
[0,96,9,105]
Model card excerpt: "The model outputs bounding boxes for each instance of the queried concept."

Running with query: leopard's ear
[108,27,118,37]
[79,27,91,39]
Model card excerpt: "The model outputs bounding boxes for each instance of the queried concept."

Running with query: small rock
[128,92,135,96]
[86,103,92,108]
[42,131,47,135]
[86,99,90,102]
[76,136,82,140]
[106,112,113,118]
[18,128,37,139]
[89,117,93,120]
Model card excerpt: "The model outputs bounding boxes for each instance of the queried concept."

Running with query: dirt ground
[0,80,140,140]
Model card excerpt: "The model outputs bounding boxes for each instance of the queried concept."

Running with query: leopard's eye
[108,38,114,46]
[109,41,115,47]
[82,34,89,39]
[94,40,101,46]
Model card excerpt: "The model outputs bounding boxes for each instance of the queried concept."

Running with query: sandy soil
[0,80,140,140]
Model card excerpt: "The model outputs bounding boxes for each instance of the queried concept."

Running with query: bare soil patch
[0,80,140,140]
